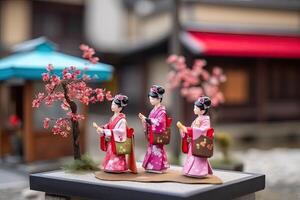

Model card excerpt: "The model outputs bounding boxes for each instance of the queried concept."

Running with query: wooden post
[256,59,268,121]
[80,104,88,154]
[169,0,181,55]
[0,83,11,157]
[0,83,3,158]
[23,81,34,162]
[169,0,182,162]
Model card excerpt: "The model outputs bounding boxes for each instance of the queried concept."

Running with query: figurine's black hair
[113,96,129,111]
[148,86,165,102]
[194,97,211,115]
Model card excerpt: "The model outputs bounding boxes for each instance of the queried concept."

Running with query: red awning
[182,31,300,58]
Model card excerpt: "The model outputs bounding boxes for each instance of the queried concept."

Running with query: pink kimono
[181,115,213,177]
[101,113,128,172]
[142,105,169,171]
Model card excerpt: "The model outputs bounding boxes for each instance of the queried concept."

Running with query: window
[268,60,300,101]
[32,1,84,54]
[221,69,250,105]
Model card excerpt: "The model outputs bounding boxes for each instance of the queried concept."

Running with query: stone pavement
[0,166,44,200]
[0,167,28,200]
[238,148,300,200]
[0,168,27,189]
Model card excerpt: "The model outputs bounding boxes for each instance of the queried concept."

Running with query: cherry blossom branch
[32,44,113,138]
[166,55,227,107]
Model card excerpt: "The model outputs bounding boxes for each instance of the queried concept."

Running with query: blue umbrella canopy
[0,37,113,81]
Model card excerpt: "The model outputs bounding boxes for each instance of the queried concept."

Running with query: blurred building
[0,0,103,162]
[83,0,300,123]
[180,0,300,123]
[1,0,300,123]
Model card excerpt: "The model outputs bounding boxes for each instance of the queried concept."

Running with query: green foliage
[212,132,244,170]
[215,132,232,149]
[215,132,232,163]
[210,158,243,171]
[62,154,100,172]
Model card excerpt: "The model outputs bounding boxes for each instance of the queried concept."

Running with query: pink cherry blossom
[79,44,89,51]
[46,64,54,72]
[32,45,113,138]
[105,91,113,101]
[166,55,226,106]
[42,73,50,82]
[79,44,100,64]
[166,54,178,64]
[81,96,90,105]
[32,92,45,108]
[96,93,104,102]
[45,83,54,94]
[63,72,72,80]
[184,87,204,102]
[61,100,70,111]
[219,75,227,83]
[55,92,64,100]
[67,112,85,121]
[82,74,91,81]
[50,118,72,137]
[213,67,222,76]
[45,95,54,106]
[33,45,113,160]
[181,88,189,96]
[52,125,60,135]
[32,99,40,108]
[201,70,210,81]
[51,75,60,86]
[89,57,99,64]
[177,56,186,65]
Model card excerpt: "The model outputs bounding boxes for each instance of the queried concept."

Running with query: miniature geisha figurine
[138,85,171,173]
[177,96,214,178]
[93,94,137,173]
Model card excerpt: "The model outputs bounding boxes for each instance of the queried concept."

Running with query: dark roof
[123,0,300,11]
[97,33,169,64]
[183,22,300,37]
[184,0,300,11]
[122,0,171,17]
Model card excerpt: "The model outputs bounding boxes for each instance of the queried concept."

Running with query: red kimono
[100,113,136,173]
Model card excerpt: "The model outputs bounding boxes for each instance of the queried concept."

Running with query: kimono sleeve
[191,117,211,140]
[103,118,127,142]
[149,110,166,133]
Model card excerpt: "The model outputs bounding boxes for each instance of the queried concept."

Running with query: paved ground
[0,167,28,200]
[238,148,300,200]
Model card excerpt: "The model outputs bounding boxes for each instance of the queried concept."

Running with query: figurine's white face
[193,105,205,115]
[149,96,160,106]
[111,101,122,113]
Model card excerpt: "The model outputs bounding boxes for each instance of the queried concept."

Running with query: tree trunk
[62,83,81,160]
[71,119,81,160]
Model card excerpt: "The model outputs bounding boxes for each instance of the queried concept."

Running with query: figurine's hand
[177,121,187,133]
[97,127,104,135]
[92,122,99,129]
[93,122,103,135]
[138,113,146,123]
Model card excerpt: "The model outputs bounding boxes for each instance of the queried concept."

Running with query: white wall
[0,0,31,47]
[84,0,171,52]
[85,0,127,51]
